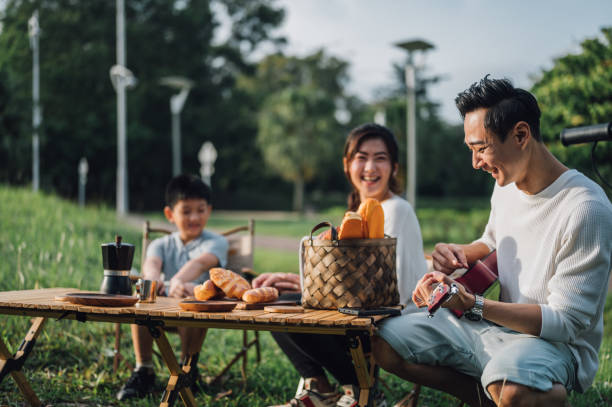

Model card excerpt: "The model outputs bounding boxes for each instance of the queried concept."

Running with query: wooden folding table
[0,288,393,407]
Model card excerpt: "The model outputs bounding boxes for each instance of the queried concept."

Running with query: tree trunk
[293,174,304,212]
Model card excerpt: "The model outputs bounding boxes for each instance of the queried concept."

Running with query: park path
[120,213,301,252]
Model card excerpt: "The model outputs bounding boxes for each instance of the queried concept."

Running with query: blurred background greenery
[0,1,609,213]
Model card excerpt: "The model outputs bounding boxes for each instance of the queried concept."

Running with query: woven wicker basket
[301,222,399,309]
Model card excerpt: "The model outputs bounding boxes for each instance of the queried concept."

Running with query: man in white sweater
[373,76,612,407]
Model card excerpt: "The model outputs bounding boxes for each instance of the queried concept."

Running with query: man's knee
[372,336,405,373]
[487,381,567,407]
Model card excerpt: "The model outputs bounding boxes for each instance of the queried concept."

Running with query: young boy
[117,174,228,400]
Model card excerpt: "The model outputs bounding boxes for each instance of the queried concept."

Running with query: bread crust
[338,211,364,239]
[193,280,223,301]
[357,198,385,238]
[242,287,279,304]
[209,267,251,299]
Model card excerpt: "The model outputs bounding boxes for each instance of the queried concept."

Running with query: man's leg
[481,333,575,407]
[487,381,567,407]
[372,336,494,407]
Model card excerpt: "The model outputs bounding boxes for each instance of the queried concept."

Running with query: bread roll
[357,198,385,239]
[209,267,251,299]
[242,287,279,304]
[317,226,339,240]
[338,211,364,239]
[193,280,223,301]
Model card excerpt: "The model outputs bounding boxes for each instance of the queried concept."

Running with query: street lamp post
[198,141,217,187]
[78,157,88,207]
[394,39,434,209]
[28,10,41,192]
[110,0,137,216]
[160,76,194,176]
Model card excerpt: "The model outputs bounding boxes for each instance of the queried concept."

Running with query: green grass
[0,185,610,406]
[254,248,300,275]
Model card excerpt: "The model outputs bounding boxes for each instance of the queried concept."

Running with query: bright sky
[273,0,612,124]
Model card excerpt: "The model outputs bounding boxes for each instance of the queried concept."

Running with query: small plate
[179,300,237,312]
[263,305,305,313]
[236,300,299,310]
[63,293,138,307]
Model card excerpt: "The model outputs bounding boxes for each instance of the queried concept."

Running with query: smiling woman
[256,123,428,407]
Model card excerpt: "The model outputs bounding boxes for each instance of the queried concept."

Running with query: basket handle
[309,221,338,241]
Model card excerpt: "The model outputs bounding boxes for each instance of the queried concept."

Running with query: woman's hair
[343,123,400,211]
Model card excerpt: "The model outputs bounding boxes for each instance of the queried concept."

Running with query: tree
[0,0,286,210]
[372,58,493,202]
[249,51,351,211]
[531,27,612,191]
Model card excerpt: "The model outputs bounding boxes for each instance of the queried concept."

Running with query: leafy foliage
[531,27,612,191]
[0,0,286,210]
[249,51,351,211]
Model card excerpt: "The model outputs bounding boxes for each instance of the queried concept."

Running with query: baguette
[209,267,251,299]
[193,280,223,301]
[338,211,364,239]
[242,287,279,304]
[357,198,384,239]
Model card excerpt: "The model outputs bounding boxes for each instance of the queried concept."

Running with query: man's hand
[168,278,195,298]
[252,272,301,294]
[432,243,469,274]
[412,271,474,311]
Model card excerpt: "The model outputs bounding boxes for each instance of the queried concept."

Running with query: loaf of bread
[193,280,223,301]
[317,226,339,240]
[357,198,384,239]
[338,211,364,239]
[242,287,279,304]
[209,267,251,299]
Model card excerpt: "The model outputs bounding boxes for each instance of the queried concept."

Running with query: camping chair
[112,219,260,384]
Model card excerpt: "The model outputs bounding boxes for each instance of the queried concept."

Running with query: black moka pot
[100,235,134,295]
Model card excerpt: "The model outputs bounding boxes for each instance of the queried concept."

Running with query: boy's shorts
[377,309,577,398]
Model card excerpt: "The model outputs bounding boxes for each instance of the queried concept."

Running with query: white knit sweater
[381,194,428,313]
[476,169,612,391]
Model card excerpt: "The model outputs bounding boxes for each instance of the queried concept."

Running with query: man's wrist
[464,293,476,311]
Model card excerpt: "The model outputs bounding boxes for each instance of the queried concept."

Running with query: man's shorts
[377,309,577,397]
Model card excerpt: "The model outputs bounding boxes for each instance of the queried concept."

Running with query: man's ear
[393,162,399,176]
[343,157,348,173]
[163,206,174,223]
[513,121,531,148]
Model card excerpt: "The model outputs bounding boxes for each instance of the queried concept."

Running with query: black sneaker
[116,367,157,400]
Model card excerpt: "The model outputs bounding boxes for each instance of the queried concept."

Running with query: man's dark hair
[165,174,212,208]
[455,75,541,141]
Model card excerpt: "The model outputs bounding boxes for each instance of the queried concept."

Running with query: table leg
[0,317,46,407]
[145,324,197,407]
[347,333,374,407]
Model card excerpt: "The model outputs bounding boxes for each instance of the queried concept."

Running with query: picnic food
[357,198,385,239]
[193,280,223,301]
[242,287,279,304]
[318,227,337,240]
[338,211,363,239]
[209,267,251,299]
